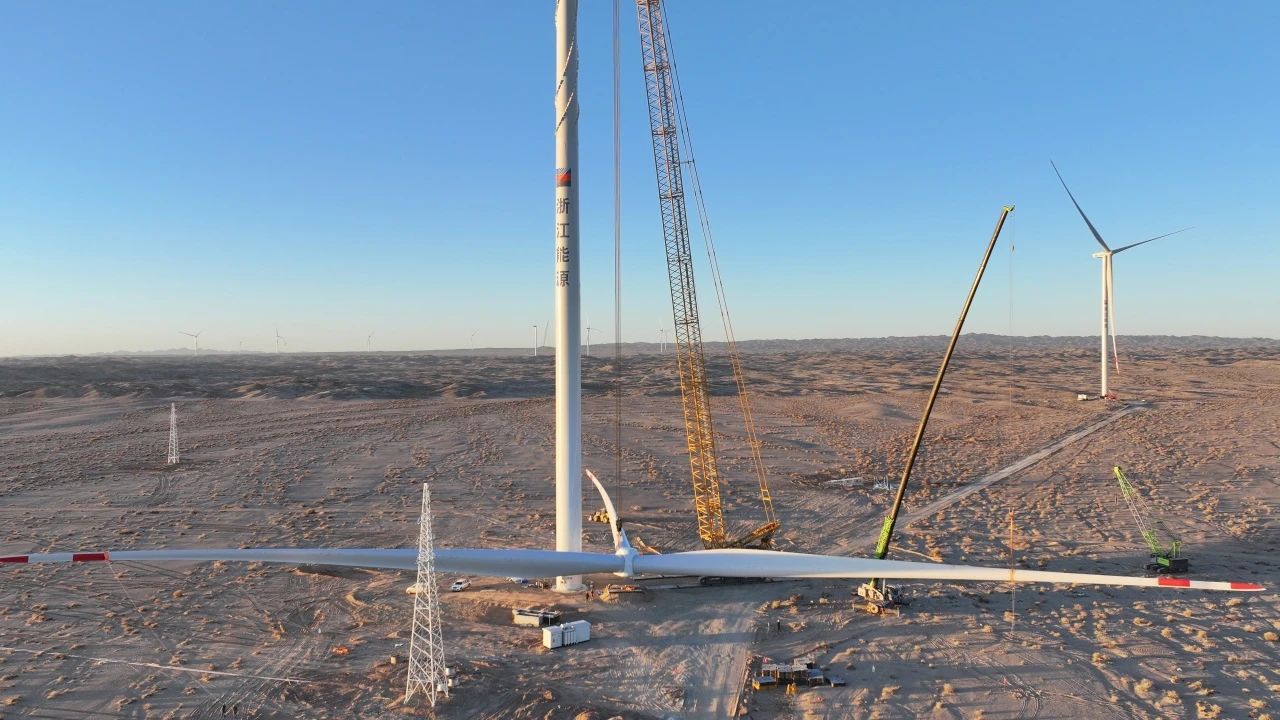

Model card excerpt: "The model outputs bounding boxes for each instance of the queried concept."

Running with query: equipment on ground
[542,620,591,649]
[1112,465,1189,574]
[601,584,645,600]
[512,607,562,627]
[635,0,778,550]
[752,657,843,691]
[858,206,1014,614]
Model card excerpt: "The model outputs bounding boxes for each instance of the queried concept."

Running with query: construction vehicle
[857,206,1014,614]
[1113,465,1189,573]
[634,0,779,550]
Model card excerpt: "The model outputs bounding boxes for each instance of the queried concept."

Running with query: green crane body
[1113,465,1188,573]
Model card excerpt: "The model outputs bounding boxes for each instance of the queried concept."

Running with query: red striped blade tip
[72,552,109,562]
[1229,582,1265,591]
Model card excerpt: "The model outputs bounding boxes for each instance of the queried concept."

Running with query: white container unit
[542,620,591,649]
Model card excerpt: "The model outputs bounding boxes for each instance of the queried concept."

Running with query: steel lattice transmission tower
[166,403,180,465]
[405,483,449,707]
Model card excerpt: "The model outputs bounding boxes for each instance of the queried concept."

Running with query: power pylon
[405,483,449,707]
[166,403,180,465]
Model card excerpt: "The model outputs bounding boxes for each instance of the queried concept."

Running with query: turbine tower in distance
[274,327,287,355]
[1051,162,1189,399]
[179,330,202,356]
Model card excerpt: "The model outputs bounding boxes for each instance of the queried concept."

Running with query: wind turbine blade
[0,548,623,577]
[1107,256,1120,372]
[1051,161,1110,252]
[1111,227,1193,254]
[3,546,1262,592]
[585,468,622,550]
[630,549,1262,592]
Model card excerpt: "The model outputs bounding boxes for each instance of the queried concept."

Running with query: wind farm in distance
[2,1,1279,719]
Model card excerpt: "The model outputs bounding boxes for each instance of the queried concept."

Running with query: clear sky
[2,2,1277,355]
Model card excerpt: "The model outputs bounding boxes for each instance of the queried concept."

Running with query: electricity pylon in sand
[166,403,180,465]
[405,484,449,707]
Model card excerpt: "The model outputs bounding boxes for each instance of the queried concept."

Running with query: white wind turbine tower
[585,320,593,356]
[531,324,539,357]
[274,327,287,355]
[1051,162,1190,399]
[179,330,202,356]
[367,331,375,351]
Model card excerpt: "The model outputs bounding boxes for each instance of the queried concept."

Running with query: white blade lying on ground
[0,547,1263,592]
[630,549,1262,592]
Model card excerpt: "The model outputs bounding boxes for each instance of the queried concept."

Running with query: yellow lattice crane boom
[635,0,778,549]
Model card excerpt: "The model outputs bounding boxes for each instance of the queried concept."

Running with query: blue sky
[2,2,1277,355]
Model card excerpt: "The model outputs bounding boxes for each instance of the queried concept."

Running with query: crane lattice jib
[636,0,726,547]
[1113,466,1180,558]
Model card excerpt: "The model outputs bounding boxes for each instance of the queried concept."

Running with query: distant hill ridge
[29,334,1280,358]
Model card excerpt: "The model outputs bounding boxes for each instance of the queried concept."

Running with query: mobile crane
[1112,465,1188,573]
[857,206,1014,613]
[635,0,779,549]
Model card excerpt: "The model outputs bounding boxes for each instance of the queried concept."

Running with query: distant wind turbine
[367,331,375,351]
[1051,161,1190,398]
[531,324,538,357]
[541,319,551,349]
[585,321,592,356]
[470,330,479,350]
[274,327,287,355]
[179,330,202,356]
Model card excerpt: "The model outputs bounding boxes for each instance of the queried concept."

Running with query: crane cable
[658,0,776,526]
[612,0,625,503]
[1006,208,1018,634]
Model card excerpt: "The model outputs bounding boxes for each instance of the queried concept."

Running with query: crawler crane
[635,0,778,549]
[1113,465,1189,573]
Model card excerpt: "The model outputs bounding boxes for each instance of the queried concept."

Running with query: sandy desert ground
[0,339,1277,719]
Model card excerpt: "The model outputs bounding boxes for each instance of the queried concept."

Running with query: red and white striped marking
[1156,576,1264,592]
[1,552,110,564]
